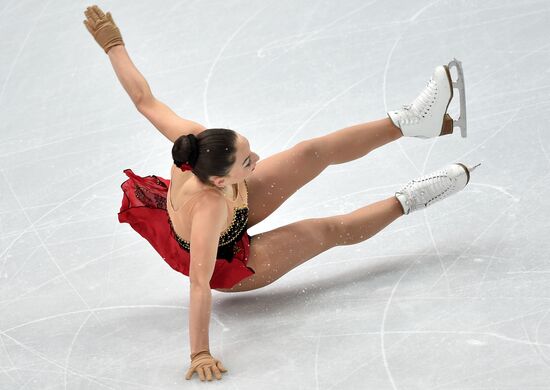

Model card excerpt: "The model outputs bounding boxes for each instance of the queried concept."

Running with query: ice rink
[1,0,550,388]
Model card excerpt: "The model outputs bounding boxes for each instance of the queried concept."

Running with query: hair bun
[172,133,200,168]
[186,134,199,166]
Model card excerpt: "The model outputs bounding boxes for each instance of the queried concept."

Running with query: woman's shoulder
[181,178,225,212]
[188,190,228,232]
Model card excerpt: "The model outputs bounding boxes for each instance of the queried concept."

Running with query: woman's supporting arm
[187,196,227,357]
[108,45,151,106]
[189,284,212,356]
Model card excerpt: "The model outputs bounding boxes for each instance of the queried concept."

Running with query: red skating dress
[117,168,255,289]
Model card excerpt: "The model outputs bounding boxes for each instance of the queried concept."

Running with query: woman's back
[167,165,248,246]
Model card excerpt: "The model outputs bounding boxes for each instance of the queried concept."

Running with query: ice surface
[1,0,550,388]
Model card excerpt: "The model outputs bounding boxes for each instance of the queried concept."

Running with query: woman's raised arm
[84,5,206,142]
[108,46,206,143]
[83,5,147,105]
[135,96,207,143]
[107,45,151,106]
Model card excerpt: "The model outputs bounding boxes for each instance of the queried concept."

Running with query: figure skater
[84,5,481,382]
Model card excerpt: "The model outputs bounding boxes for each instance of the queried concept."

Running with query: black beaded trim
[168,206,249,250]
[167,179,250,259]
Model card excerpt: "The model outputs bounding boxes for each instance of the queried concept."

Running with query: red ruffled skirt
[117,169,255,289]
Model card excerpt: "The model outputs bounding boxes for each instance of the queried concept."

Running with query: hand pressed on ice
[82,5,124,54]
[185,350,228,381]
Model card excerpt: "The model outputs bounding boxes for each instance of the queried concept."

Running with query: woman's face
[211,133,259,188]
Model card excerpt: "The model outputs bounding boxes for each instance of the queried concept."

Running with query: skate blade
[447,58,467,138]
[468,162,482,172]
[458,161,481,173]
[455,162,481,185]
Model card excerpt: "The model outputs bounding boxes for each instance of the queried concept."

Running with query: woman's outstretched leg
[218,160,480,293]
[215,196,404,293]
[245,118,402,228]
[312,118,402,165]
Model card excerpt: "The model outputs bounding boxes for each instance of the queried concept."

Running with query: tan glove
[185,350,228,381]
[83,5,124,54]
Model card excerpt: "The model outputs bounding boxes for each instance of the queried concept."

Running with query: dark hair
[172,128,238,187]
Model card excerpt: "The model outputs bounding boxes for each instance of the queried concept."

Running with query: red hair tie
[180,163,193,172]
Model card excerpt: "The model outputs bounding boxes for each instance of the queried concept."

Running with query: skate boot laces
[399,169,455,210]
[400,78,438,125]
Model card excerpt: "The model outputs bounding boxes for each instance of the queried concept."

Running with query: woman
[83,5,480,382]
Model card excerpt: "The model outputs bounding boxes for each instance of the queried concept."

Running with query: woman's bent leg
[216,196,404,293]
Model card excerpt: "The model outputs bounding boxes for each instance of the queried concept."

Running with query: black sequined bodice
[168,206,249,262]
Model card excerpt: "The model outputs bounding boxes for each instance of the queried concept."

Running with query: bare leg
[246,117,403,228]
[312,118,402,165]
[216,196,404,293]
[329,196,404,246]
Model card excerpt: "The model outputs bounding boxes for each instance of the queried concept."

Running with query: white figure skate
[388,58,467,139]
[395,162,481,215]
